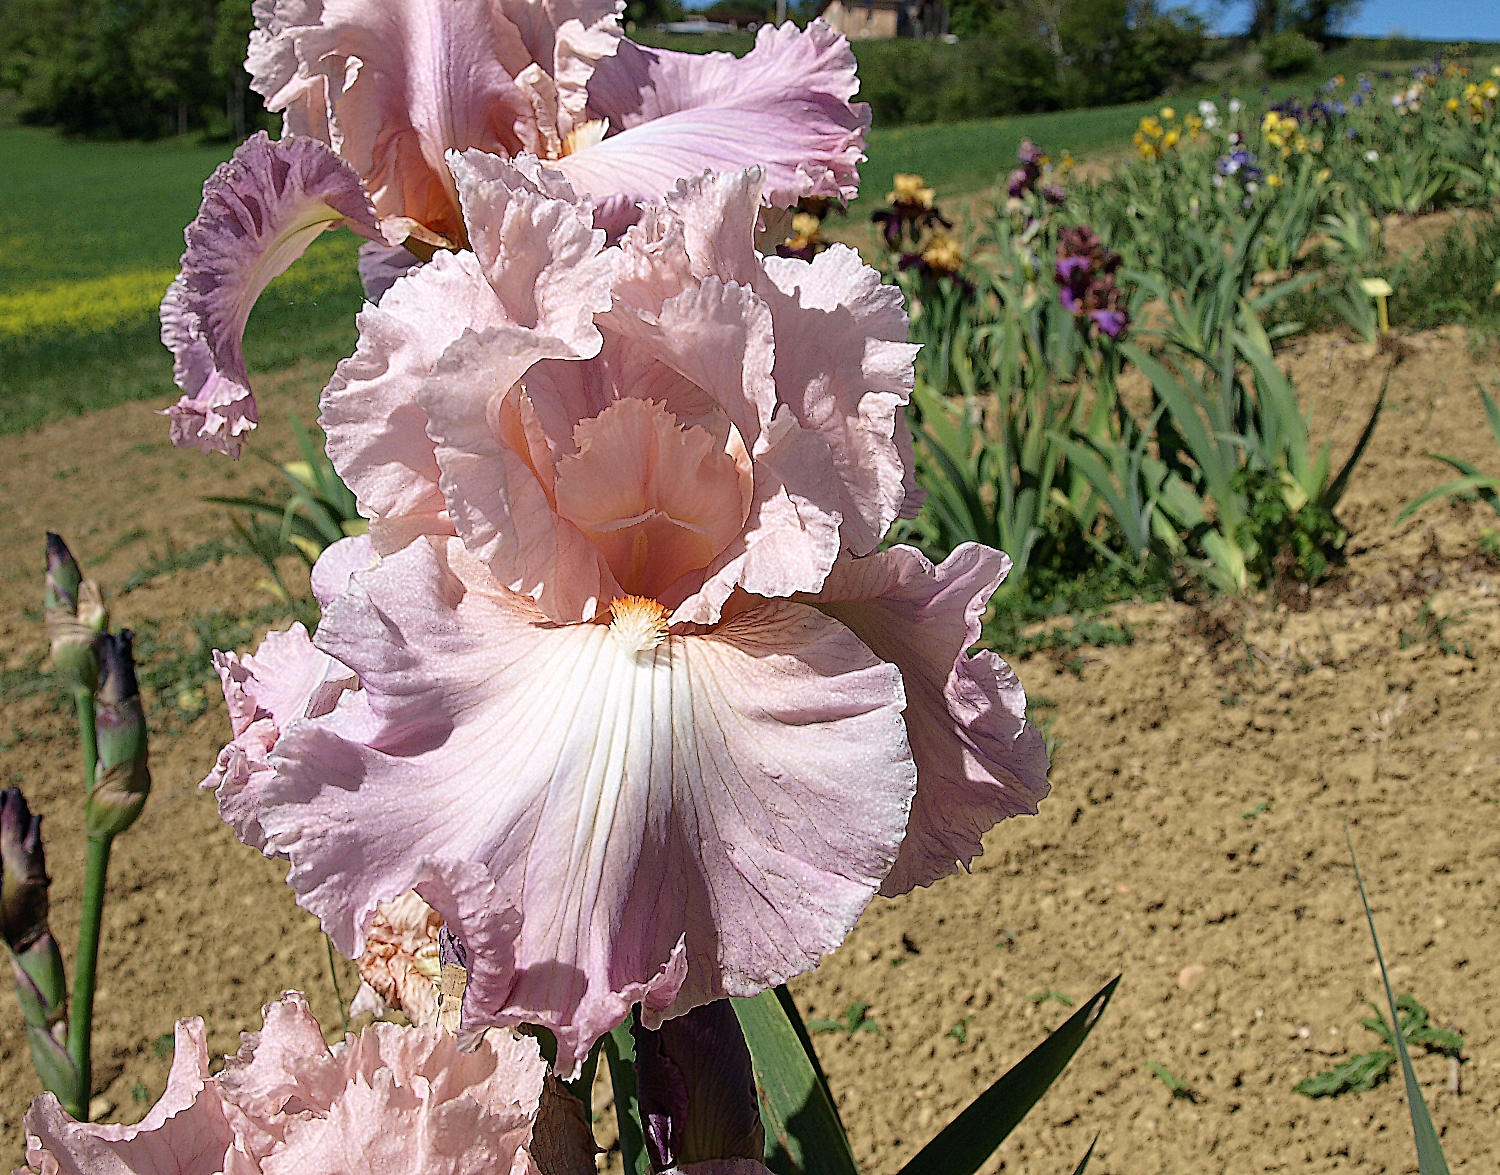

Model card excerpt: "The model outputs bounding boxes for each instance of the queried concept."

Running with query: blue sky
[1185,1,1500,41]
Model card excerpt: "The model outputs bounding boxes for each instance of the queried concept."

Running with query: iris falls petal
[162,133,379,456]
[262,537,915,1075]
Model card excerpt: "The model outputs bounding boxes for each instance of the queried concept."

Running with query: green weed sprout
[947,1015,975,1043]
[1146,1062,1199,1102]
[807,1000,884,1037]
[1297,995,1462,1098]
[1028,989,1074,1006]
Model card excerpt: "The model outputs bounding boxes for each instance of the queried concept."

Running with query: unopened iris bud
[87,631,151,839]
[2,788,67,1031]
[44,533,106,693]
[43,534,81,615]
[2,787,50,953]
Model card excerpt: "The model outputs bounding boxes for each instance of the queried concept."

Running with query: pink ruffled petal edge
[807,543,1051,896]
[161,132,378,456]
[560,20,869,234]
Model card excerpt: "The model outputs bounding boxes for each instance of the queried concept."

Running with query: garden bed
[1,321,1495,1169]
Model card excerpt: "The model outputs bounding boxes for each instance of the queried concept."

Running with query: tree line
[0,0,1362,141]
[0,0,260,139]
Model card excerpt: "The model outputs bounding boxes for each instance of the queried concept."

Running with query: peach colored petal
[671,406,842,626]
[260,537,914,1075]
[354,890,444,1027]
[420,327,617,622]
[22,1020,233,1175]
[553,399,750,599]
[808,543,1050,895]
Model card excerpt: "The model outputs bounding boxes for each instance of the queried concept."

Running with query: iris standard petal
[560,21,869,235]
[162,132,378,456]
[260,537,914,1076]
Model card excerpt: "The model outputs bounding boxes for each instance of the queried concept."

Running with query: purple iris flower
[1090,309,1128,338]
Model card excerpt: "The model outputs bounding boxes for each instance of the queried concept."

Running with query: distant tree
[0,0,277,138]
[1245,0,1362,45]
[623,0,686,27]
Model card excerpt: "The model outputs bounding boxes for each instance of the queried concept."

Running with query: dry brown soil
[2,326,1498,1173]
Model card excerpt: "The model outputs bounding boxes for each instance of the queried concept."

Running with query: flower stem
[73,688,96,794]
[66,832,113,1121]
[325,935,349,1035]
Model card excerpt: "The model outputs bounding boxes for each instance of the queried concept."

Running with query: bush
[1261,30,1323,78]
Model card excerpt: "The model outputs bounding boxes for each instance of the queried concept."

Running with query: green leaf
[1323,368,1390,512]
[1396,474,1500,523]
[1346,828,1451,1175]
[1296,1049,1396,1097]
[895,975,1120,1175]
[602,1019,650,1175]
[1070,1134,1099,1175]
[733,989,859,1175]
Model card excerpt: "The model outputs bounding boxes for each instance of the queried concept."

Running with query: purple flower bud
[43,534,81,616]
[1,788,49,954]
[44,534,105,693]
[632,1001,763,1169]
[88,631,151,839]
[1017,139,1045,165]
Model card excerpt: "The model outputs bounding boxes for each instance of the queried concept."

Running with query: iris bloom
[162,0,871,456]
[20,993,575,1175]
[211,159,1047,1076]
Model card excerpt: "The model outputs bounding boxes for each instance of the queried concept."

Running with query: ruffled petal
[561,21,869,234]
[162,132,378,456]
[808,543,1050,895]
[23,1019,233,1175]
[309,533,379,607]
[261,537,914,1076]
[671,406,842,626]
[419,326,617,622]
[204,622,358,851]
[262,0,540,242]
[448,150,612,353]
[258,1020,544,1175]
[757,245,919,554]
[321,249,503,554]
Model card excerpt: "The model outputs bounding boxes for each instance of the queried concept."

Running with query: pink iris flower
[19,993,583,1175]
[206,159,1049,1077]
[160,0,870,456]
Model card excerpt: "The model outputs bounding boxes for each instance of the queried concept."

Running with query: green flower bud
[87,632,151,839]
[44,534,105,694]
